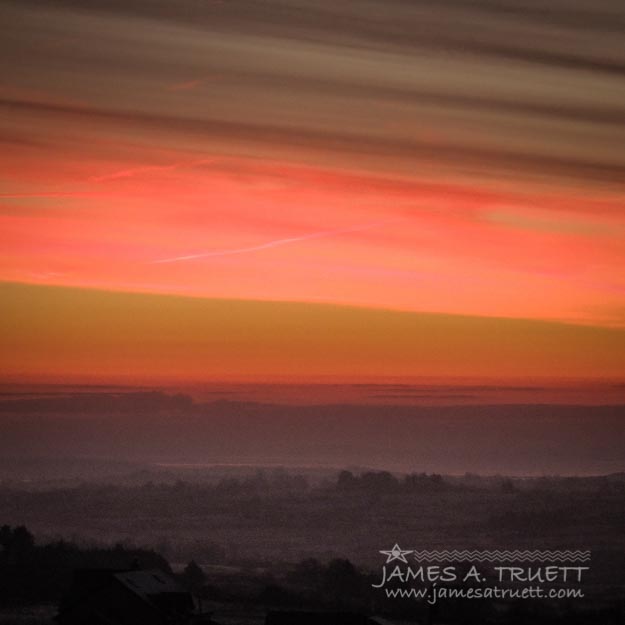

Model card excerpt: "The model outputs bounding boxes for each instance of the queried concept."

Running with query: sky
[1,0,625,384]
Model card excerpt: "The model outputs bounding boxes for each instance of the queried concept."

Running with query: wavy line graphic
[410,550,591,563]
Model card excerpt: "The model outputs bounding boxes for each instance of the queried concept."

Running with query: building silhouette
[56,568,213,625]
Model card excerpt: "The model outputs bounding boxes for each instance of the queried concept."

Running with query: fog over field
[1,387,625,624]
[1,387,624,475]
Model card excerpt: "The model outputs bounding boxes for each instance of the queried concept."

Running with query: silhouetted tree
[181,560,206,593]
[501,478,517,494]
[289,557,324,590]
[321,558,362,608]
[360,471,398,491]
[337,470,356,489]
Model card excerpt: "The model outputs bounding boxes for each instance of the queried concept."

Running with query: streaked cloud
[0,0,624,334]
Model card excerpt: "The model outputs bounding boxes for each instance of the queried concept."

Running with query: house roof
[113,569,186,600]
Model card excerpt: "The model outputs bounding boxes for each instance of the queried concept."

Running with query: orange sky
[1,1,625,383]
[3,153,624,325]
[2,282,625,383]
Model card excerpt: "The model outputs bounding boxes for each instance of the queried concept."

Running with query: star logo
[380,543,413,563]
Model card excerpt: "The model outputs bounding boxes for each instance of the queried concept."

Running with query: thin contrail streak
[89,158,215,183]
[151,220,391,264]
